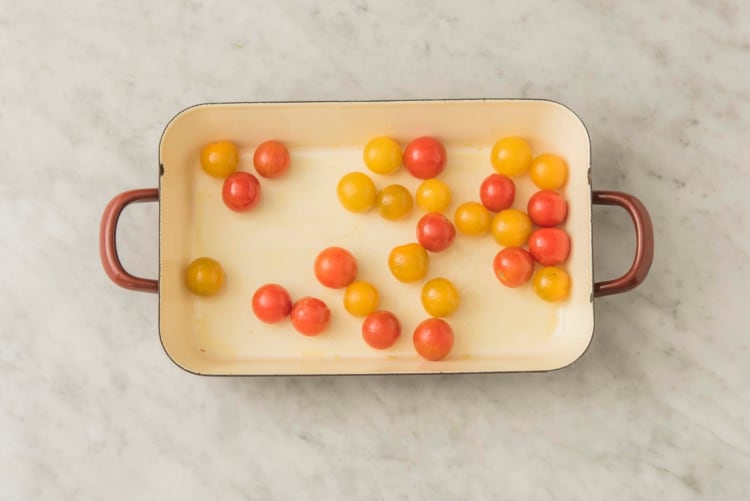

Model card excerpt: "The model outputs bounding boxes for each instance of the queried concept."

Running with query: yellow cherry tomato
[416,179,452,213]
[421,278,460,317]
[530,153,568,189]
[454,202,491,236]
[491,209,532,247]
[388,243,429,283]
[337,172,377,213]
[363,136,402,175]
[376,184,413,220]
[533,266,571,302]
[343,281,380,317]
[200,141,239,178]
[490,137,532,177]
[185,257,225,296]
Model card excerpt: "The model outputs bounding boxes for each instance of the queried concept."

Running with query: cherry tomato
[530,153,568,190]
[388,243,429,283]
[403,136,447,179]
[363,137,402,175]
[290,297,331,335]
[528,228,571,266]
[527,190,568,227]
[454,202,491,236]
[490,137,532,177]
[314,247,358,289]
[416,179,451,213]
[493,247,534,288]
[200,140,239,178]
[362,311,401,349]
[376,184,413,220]
[337,172,377,213]
[420,278,460,317]
[533,267,571,302]
[185,257,224,296]
[222,172,261,212]
[343,281,380,317]
[252,284,292,323]
[416,213,456,252]
[253,140,290,179]
[491,209,532,247]
[413,318,454,361]
[480,174,515,212]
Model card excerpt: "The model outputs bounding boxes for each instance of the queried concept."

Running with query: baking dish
[100,100,654,375]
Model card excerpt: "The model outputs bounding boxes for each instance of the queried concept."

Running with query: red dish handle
[100,188,160,293]
[592,191,654,297]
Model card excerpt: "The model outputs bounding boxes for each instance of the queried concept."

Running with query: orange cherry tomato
[527,190,568,227]
[222,172,261,212]
[200,140,239,178]
[416,213,456,252]
[490,137,532,177]
[363,137,402,175]
[490,209,532,247]
[388,243,429,283]
[480,174,515,212]
[530,153,568,190]
[493,247,534,288]
[362,311,401,349]
[290,297,330,335]
[185,257,225,296]
[420,278,460,317]
[253,140,290,178]
[252,284,292,323]
[533,267,571,302]
[343,281,380,317]
[413,318,454,361]
[314,247,358,289]
[454,202,491,236]
[337,172,377,213]
[403,136,447,179]
[416,179,451,213]
[376,184,413,220]
[528,228,571,266]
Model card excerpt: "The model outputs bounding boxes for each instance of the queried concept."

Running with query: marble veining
[1,1,748,499]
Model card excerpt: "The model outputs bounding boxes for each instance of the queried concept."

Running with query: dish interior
[159,100,593,374]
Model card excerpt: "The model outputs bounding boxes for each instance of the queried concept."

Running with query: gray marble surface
[1,1,749,499]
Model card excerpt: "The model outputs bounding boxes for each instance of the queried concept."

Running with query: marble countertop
[2,1,748,499]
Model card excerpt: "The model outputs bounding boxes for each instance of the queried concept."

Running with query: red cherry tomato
[528,228,571,266]
[479,174,515,212]
[252,284,292,323]
[290,297,330,336]
[361,311,401,349]
[416,213,456,252]
[403,137,447,179]
[222,172,261,212]
[314,247,358,289]
[527,190,568,227]
[413,318,454,361]
[493,247,534,288]
[253,140,290,179]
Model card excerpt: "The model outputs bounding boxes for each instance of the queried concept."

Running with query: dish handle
[592,191,654,297]
[100,188,160,293]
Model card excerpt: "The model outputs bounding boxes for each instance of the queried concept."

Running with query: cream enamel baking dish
[100,100,653,375]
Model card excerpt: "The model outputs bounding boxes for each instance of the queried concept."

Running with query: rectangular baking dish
[100,100,653,375]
